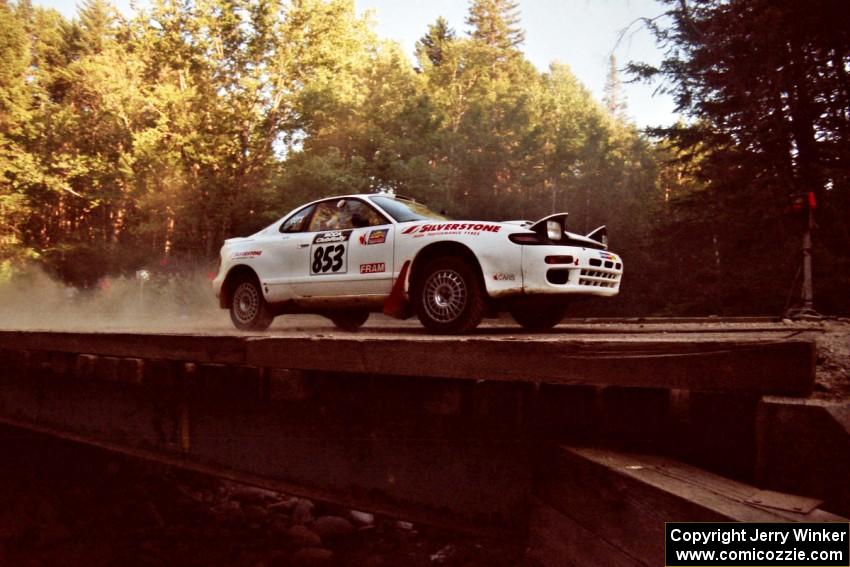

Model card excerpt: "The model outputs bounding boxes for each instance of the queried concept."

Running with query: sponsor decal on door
[360,262,386,274]
[311,230,352,275]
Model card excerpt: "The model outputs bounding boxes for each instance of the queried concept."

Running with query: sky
[33,0,679,128]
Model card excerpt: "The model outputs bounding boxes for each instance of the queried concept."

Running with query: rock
[291,547,334,565]
[268,497,298,512]
[430,544,458,564]
[267,551,291,567]
[394,520,414,531]
[782,318,793,325]
[212,500,244,526]
[286,525,322,547]
[119,500,164,529]
[348,510,375,525]
[106,460,122,477]
[241,503,269,525]
[362,556,385,567]
[228,485,279,505]
[291,499,314,525]
[311,516,354,539]
[38,521,71,546]
[268,519,291,537]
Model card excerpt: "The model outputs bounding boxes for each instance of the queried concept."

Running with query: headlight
[546,220,562,241]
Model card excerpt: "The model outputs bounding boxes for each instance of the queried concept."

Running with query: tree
[0,0,665,318]
[74,0,117,54]
[0,0,35,275]
[414,16,454,68]
[630,0,850,314]
[465,0,524,51]
[602,53,626,119]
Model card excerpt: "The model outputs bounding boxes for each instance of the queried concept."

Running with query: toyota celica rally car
[212,192,622,333]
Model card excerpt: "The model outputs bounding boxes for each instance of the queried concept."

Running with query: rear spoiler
[528,213,568,234]
[586,225,608,248]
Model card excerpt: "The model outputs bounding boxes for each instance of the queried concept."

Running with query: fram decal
[402,223,501,235]
[360,262,386,274]
[313,230,352,244]
[233,250,262,258]
[359,228,388,245]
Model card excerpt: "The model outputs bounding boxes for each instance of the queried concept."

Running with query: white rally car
[212,192,622,333]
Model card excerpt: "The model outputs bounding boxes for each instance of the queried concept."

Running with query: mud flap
[383,260,412,319]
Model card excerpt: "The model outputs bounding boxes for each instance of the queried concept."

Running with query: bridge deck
[0,326,839,558]
[0,328,816,394]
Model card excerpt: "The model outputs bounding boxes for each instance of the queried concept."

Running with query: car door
[290,198,394,298]
[261,203,316,303]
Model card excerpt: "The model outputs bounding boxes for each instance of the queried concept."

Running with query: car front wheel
[229,276,274,331]
[416,257,486,334]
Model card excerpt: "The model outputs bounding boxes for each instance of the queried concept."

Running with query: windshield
[370,196,449,222]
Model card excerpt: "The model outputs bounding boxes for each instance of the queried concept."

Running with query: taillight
[509,233,542,244]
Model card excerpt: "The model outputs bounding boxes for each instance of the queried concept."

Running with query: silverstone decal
[360,262,386,274]
[233,250,262,258]
[402,223,502,237]
[359,228,388,245]
[311,230,351,275]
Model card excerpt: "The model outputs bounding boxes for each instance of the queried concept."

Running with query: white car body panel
[212,194,623,311]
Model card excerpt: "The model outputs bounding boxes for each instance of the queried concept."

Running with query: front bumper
[521,245,623,296]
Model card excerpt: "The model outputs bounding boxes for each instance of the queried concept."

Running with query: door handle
[297,243,310,248]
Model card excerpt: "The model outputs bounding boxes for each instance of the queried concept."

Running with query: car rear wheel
[509,299,566,331]
[328,310,370,331]
[416,257,486,334]
[229,276,274,331]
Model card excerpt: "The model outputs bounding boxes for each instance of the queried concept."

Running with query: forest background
[0,0,848,316]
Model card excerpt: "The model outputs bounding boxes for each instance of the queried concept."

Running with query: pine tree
[465,0,524,51]
[76,0,116,54]
[603,53,627,119]
[415,16,454,68]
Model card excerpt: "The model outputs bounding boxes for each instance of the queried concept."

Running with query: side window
[346,200,387,228]
[308,201,339,232]
[279,204,315,233]
[307,199,388,232]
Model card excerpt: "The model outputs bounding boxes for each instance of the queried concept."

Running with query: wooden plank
[756,397,850,516]
[536,446,846,566]
[0,331,248,365]
[0,330,815,394]
[526,498,644,567]
[247,336,815,395]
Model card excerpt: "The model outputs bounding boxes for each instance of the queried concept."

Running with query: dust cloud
[0,268,228,332]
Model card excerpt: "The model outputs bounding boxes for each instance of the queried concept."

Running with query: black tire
[415,257,486,334]
[229,275,274,331]
[327,310,370,331]
[509,299,566,331]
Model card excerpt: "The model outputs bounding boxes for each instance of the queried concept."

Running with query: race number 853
[312,244,346,274]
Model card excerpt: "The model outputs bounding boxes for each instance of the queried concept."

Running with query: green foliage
[629,0,850,315]
[466,0,524,51]
[415,16,454,68]
[6,0,841,316]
